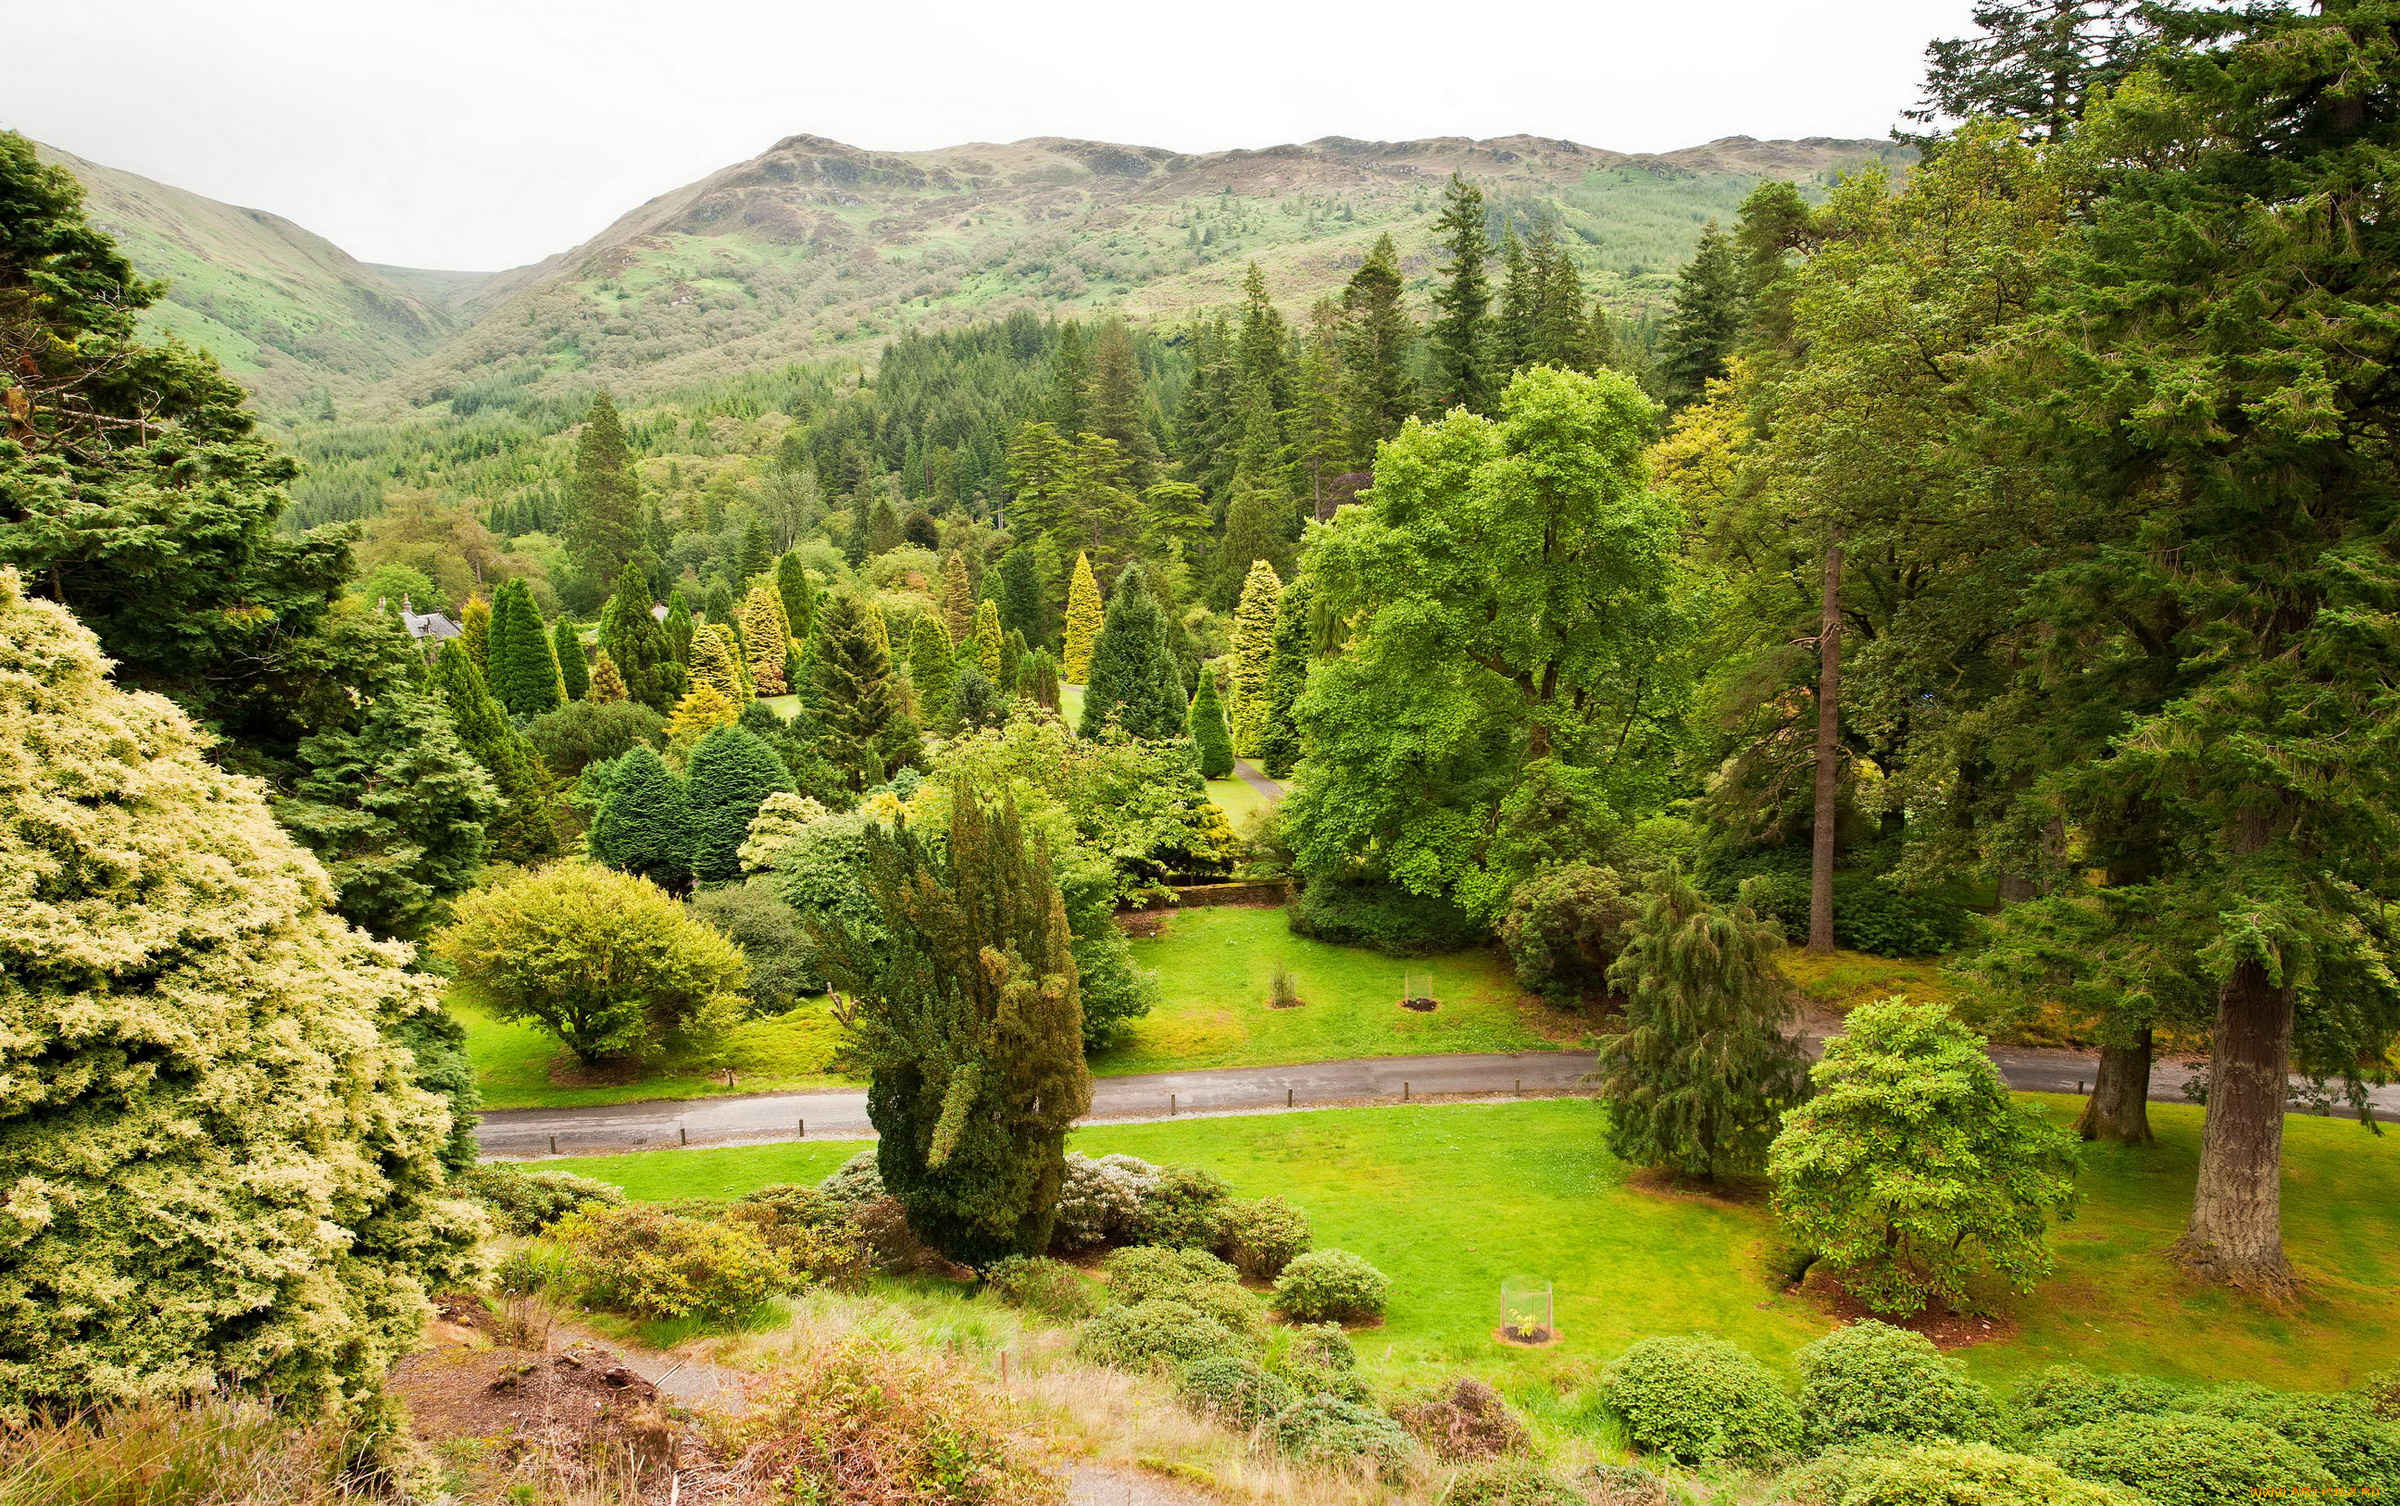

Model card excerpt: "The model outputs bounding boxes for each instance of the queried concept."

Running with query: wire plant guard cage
[1500,1276,1554,1345]
[1400,972,1437,1012]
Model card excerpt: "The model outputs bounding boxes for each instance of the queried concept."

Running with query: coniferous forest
[6,4,2400,1503]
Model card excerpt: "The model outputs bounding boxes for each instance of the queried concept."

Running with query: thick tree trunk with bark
[1808,538,1843,956]
[2076,1027,2155,1144]
[2173,959,2298,1300]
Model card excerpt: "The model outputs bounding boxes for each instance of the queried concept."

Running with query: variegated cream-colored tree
[0,568,483,1416]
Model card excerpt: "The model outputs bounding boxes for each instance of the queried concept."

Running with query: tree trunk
[2173,959,2299,1300]
[2076,1027,2154,1144]
[1807,536,1844,955]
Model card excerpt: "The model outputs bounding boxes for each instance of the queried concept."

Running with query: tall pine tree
[1078,566,1184,741]
[1658,222,1745,411]
[1428,174,1495,415]
[813,594,922,791]
[1339,233,1418,466]
[599,563,680,713]
[567,392,643,591]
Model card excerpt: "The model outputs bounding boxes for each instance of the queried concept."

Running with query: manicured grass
[566,1095,2400,1395]
[454,991,850,1110]
[1204,774,1268,828]
[1774,948,1959,1015]
[1058,681,1084,727]
[759,693,803,720]
[1093,906,1575,1076]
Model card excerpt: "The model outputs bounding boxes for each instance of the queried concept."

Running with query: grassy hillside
[34,141,466,410]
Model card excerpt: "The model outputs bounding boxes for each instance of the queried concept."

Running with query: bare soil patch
[1796,1269,2023,1351]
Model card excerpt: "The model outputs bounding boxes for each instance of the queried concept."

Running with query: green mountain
[406,131,1909,406]
[31,142,473,410]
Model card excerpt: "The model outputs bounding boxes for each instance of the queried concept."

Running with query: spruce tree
[588,743,693,891]
[430,639,557,863]
[1906,0,2152,142]
[938,551,976,643]
[1527,219,1592,371]
[813,594,922,791]
[1049,320,1093,437]
[952,665,1005,732]
[554,617,590,701]
[1592,872,1810,1182]
[685,723,796,886]
[1429,173,1495,414]
[972,599,1003,681]
[737,585,791,695]
[1658,222,1746,410]
[813,788,1092,1264]
[1257,577,1311,779]
[1188,666,1235,779]
[1062,552,1104,682]
[1087,318,1160,488]
[738,520,772,583]
[865,495,905,556]
[588,650,629,704]
[909,612,958,728]
[487,579,562,719]
[996,546,1046,648]
[599,563,680,713]
[663,587,697,664]
[1339,233,1418,468]
[776,552,817,642]
[567,391,643,589]
[1227,559,1284,755]
[1496,225,1535,377]
[1079,567,1184,741]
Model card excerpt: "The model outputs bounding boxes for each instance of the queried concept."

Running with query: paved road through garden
[474,1042,2400,1158]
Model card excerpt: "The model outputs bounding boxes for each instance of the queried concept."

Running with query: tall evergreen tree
[909,612,958,728]
[1526,219,1592,372]
[938,551,976,643]
[737,584,791,696]
[430,639,557,863]
[1062,552,1104,682]
[1338,234,1418,467]
[685,723,796,886]
[813,594,921,791]
[738,520,772,583]
[1658,222,1746,410]
[689,623,748,703]
[1495,225,1536,377]
[599,563,680,713]
[865,495,905,556]
[1905,0,2154,142]
[1227,559,1284,755]
[1078,566,1184,741]
[588,650,629,704]
[1188,666,1235,779]
[486,579,561,719]
[1592,873,1811,1181]
[1048,320,1093,438]
[554,617,590,701]
[1087,318,1161,489]
[814,788,1092,1264]
[996,546,1047,648]
[1428,173,1495,414]
[972,599,1004,681]
[775,552,817,642]
[663,587,697,665]
[1257,576,1312,779]
[458,595,491,668]
[566,392,643,589]
[588,743,693,891]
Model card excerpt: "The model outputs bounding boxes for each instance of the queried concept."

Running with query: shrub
[1275,1322,1368,1403]
[1499,863,1639,1005]
[1132,1166,1232,1250]
[1783,1443,2142,1506]
[458,1163,626,1236]
[1829,873,1972,958]
[1050,1152,1159,1250]
[0,1396,358,1505]
[1272,1250,1390,1324]
[2363,1368,2400,1422]
[2188,1386,2400,1493]
[1600,1335,1804,1466]
[1576,1463,1671,1506]
[2008,1366,2188,1436]
[1104,1245,1241,1303]
[547,1203,788,1321]
[2033,1413,2336,1506]
[526,698,662,778]
[1077,1299,1248,1372]
[984,1256,1098,1320]
[1184,1284,1268,1345]
[850,1195,931,1274]
[731,1183,844,1228]
[721,1337,1057,1506]
[1177,1356,1299,1430]
[1269,1393,1413,1476]
[720,1187,873,1292]
[1219,1196,1312,1279]
[1795,1321,2004,1449]
[1391,1377,1529,1459]
[1289,876,1485,955]
[1446,1460,1581,1506]
[689,879,818,1011]
[819,1150,886,1208]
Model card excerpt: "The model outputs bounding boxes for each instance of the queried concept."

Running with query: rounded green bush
[1270,1392,1414,1476]
[2008,1366,2188,1436]
[1104,1244,1241,1303]
[1177,1356,1298,1430]
[1219,1195,1313,1279]
[731,1182,843,1228]
[458,1164,626,1236]
[1077,1298,1248,1372]
[2033,1413,2336,1506]
[1782,1443,2142,1506]
[817,1150,885,1208]
[1134,1166,1233,1250]
[1272,1250,1390,1325]
[1600,1334,1803,1466]
[983,1255,1098,1320]
[548,1203,789,1322]
[2362,1369,2400,1423]
[1278,1322,1370,1403]
[2188,1385,2400,1493]
[1795,1321,2003,1449]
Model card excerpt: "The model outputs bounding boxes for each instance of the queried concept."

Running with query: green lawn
[455,992,850,1110]
[1058,681,1084,727]
[759,693,803,721]
[563,1096,2400,1396]
[1094,905,1571,1076]
[1204,774,1267,828]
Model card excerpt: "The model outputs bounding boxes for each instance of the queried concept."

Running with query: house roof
[398,606,461,642]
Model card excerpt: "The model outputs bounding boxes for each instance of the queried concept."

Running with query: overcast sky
[15,0,1978,271]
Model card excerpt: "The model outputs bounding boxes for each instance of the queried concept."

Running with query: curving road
[473,1040,2400,1159]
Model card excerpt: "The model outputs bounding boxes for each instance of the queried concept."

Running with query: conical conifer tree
[430,639,557,862]
[567,391,643,588]
[1062,552,1103,682]
[666,682,742,744]
[1592,871,1809,1181]
[972,599,1003,681]
[1188,666,1235,779]
[775,552,817,642]
[1078,567,1184,741]
[938,552,976,643]
[685,723,795,885]
[1227,560,1283,754]
[588,650,628,704]
[813,594,921,791]
[1658,221,1746,411]
[588,743,692,891]
[663,589,697,665]
[554,617,589,701]
[1339,233,1417,467]
[1257,577,1311,779]
[1496,225,1535,377]
[688,624,747,703]
[737,585,790,696]
[996,547,1046,648]
[459,595,492,669]
[599,563,680,713]
[909,612,958,727]
[1429,173,1495,414]
[487,579,562,718]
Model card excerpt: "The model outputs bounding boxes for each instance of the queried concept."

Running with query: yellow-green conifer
[1229,559,1284,754]
[1063,552,1103,683]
